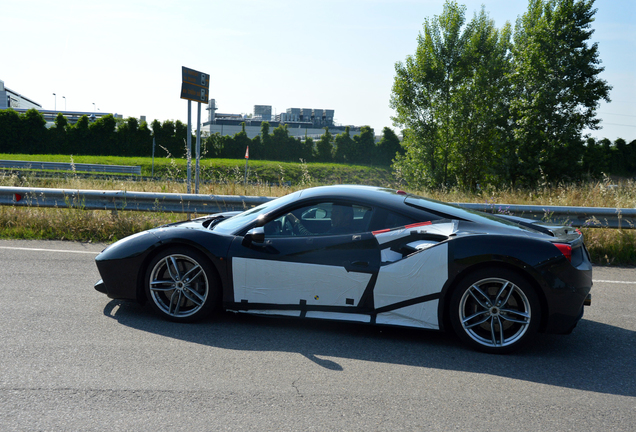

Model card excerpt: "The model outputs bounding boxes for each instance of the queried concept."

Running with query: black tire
[144,247,220,322]
[449,268,541,354]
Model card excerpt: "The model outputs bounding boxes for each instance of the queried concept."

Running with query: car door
[227,201,380,320]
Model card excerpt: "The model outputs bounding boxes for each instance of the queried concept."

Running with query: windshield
[212,191,301,235]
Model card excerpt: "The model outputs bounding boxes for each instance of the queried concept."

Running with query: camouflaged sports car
[94,185,592,353]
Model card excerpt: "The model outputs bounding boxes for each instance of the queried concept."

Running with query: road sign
[180,82,209,103]
[182,67,210,89]
[180,66,210,195]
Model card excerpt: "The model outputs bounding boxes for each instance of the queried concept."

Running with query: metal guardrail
[0,186,268,214]
[453,203,635,229]
[0,186,634,228]
[0,160,141,175]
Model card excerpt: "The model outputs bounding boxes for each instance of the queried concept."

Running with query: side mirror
[242,227,265,246]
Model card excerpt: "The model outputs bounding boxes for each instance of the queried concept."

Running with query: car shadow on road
[103,300,635,398]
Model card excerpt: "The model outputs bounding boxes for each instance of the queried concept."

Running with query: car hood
[157,211,242,231]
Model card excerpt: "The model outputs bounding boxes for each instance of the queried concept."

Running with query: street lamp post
[92,103,95,112]
[62,96,66,111]
[53,93,56,111]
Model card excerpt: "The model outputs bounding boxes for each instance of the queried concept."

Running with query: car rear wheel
[145,247,219,322]
[450,268,541,354]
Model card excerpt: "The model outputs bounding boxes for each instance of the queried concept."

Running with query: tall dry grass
[0,168,308,243]
[421,174,636,210]
[415,176,636,265]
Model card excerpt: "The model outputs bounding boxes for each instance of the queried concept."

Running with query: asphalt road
[0,239,634,431]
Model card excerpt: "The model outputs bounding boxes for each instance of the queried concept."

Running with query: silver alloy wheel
[458,277,532,349]
[148,253,209,319]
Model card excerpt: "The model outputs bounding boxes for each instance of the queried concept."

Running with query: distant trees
[391,0,613,189]
[0,108,405,167]
[205,123,404,165]
[0,109,24,153]
[150,119,187,157]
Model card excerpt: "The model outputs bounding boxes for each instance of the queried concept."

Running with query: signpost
[180,66,209,194]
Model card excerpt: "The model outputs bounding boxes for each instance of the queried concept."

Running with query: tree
[87,114,117,155]
[68,115,90,155]
[376,127,402,165]
[609,138,627,175]
[391,1,468,187]
[334,126,355,163]
[581,137,607,177]
[254,121,270,160]
[0,109,22,153]
[49,113,69,154]
[270,124,294,161]
[316,127,334,162]
[150,119,189,158]
[225,123,250,159]
[20,109,48,154]
[136,120,153,156]
[353,126,376,165]
[204,133,223,158]
[300,136,315,162]
[391,1,511,189]
[452,10,513,188]
[509,0,611,186]
[626,140,636,174]
[151,119,175,157]
[174,120,188,158]
[116,117,139,156]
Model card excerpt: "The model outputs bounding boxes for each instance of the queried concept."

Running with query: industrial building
[203,99,360,139]
[1,79,115,125]
[1,79,42,111]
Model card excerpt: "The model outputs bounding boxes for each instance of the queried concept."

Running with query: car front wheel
[145,247,219,322]
[450,268,541,354]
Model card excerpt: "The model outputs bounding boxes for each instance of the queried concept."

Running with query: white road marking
[0,246,100,255]
[593,279,636,284]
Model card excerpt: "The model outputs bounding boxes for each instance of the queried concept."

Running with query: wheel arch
[135,239,224,305]
[438,260,550,334]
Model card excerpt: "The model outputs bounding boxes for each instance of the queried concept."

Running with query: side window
[384,211,419,229]
[369,208,419,231]
[263,202,373,237]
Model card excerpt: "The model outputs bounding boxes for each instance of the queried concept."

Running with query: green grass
[0,153,394,186]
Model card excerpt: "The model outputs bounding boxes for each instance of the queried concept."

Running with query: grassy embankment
[0,153,393,186]
[0,154,634,265]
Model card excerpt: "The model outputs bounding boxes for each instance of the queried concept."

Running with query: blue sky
[2,0,634,142]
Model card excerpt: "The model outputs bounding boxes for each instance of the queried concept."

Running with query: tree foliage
[509,0,611,186]
[391,0,613,189]
[316,127,334,162]
[391,1,513,189]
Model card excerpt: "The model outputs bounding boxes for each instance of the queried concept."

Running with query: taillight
[554,243,572,262]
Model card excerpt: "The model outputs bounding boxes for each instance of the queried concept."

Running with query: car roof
[297,185,408,207]
[295,185,538,234]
